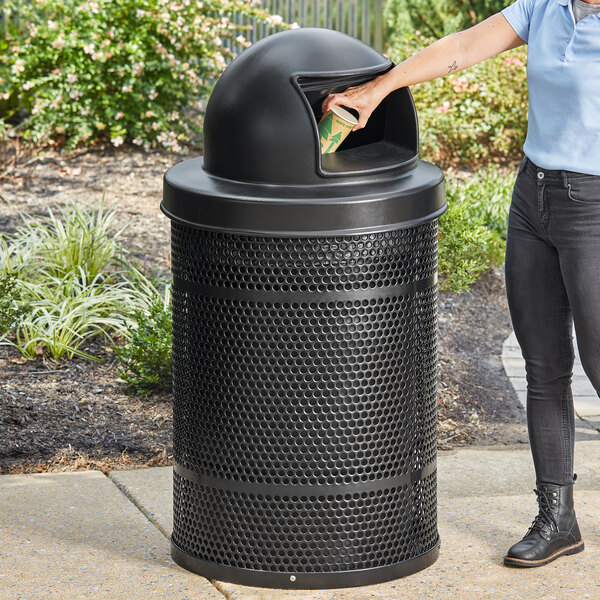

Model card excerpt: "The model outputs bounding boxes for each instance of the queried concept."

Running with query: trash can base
[171,536,440,590]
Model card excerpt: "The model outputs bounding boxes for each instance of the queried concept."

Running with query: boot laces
[526,487,559,535]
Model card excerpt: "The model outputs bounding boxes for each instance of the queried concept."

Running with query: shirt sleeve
[501,0,537,43]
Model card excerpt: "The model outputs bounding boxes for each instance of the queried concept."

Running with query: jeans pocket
[566,176,600,204]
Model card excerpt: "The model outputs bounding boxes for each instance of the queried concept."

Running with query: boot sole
[503,540,585,568]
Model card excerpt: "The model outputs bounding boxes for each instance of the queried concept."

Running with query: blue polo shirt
[501,0,600,175]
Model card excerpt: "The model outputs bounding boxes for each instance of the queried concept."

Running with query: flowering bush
[0,0,291,150]
[388,33,528,167]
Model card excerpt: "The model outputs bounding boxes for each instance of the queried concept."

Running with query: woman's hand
[321,76,386,131]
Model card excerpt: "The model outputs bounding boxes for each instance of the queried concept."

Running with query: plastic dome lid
[202,28,393,186]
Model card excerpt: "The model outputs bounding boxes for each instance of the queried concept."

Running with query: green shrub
[388,33,528,168]
[0,272,27,336]
[438,201,496,293]
[438,164,515,292]
[0,0,282,149]
[446,164,514,263]
[114,291,172,397]
[385,0,507,42]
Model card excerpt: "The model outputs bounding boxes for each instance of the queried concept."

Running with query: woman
[323,0,600,568]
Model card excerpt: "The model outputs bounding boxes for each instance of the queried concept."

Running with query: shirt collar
[555,0,569,5]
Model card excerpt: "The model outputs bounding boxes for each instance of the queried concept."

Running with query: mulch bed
[0,145,528,474]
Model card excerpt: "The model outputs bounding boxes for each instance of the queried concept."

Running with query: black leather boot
[503,474,584,567]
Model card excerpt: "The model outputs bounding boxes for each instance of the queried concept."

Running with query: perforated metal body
[168,222,441,588]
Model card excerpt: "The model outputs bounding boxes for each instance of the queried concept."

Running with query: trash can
[161,27,446,590]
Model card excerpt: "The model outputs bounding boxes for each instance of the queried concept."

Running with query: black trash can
[161,27,446,590]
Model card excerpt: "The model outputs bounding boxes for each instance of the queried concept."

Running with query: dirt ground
[0,146,528,474]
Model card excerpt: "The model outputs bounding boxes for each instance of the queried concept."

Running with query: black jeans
[505,155,600,486]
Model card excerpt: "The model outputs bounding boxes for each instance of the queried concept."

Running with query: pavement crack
[106,472,171,539]
[207,579,236,600]
[105,472,232,599]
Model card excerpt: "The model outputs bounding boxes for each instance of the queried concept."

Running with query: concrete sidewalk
[2,442,600,600]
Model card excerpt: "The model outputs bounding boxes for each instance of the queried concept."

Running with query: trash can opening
[295,74,418,174]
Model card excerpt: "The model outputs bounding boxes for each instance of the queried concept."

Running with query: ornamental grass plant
[0,202,170,364]
[5,203,126,281]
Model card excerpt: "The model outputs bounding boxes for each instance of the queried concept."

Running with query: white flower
[214,36,222,46]
[136,9,145,18]
[0,92,10,100]
[23,81,35,90]
[266,14,284,25]
[69,89,80,99]
[122,84,133,93]
[47,20,58,30]
[111,135,124,147]
[236,35,246,44]
[51,36,65,50]
[151,122,160,130]
[132,137,143,145]
[149,90,158,100]
[83,44,95,55]
[92,51,103,61]
[215,52,226,70]
[28,24,38,37]
[11,60,25,74]
[115,112,124,120]
[88,1,100,13]
[291,22,300,29]
[67,73,77,83]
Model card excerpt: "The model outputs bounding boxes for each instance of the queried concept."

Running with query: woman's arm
[322,13,525,130]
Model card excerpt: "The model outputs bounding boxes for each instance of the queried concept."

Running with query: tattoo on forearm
[448,60,458,73]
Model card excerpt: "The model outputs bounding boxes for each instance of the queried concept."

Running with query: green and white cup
[318,106,358,154]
